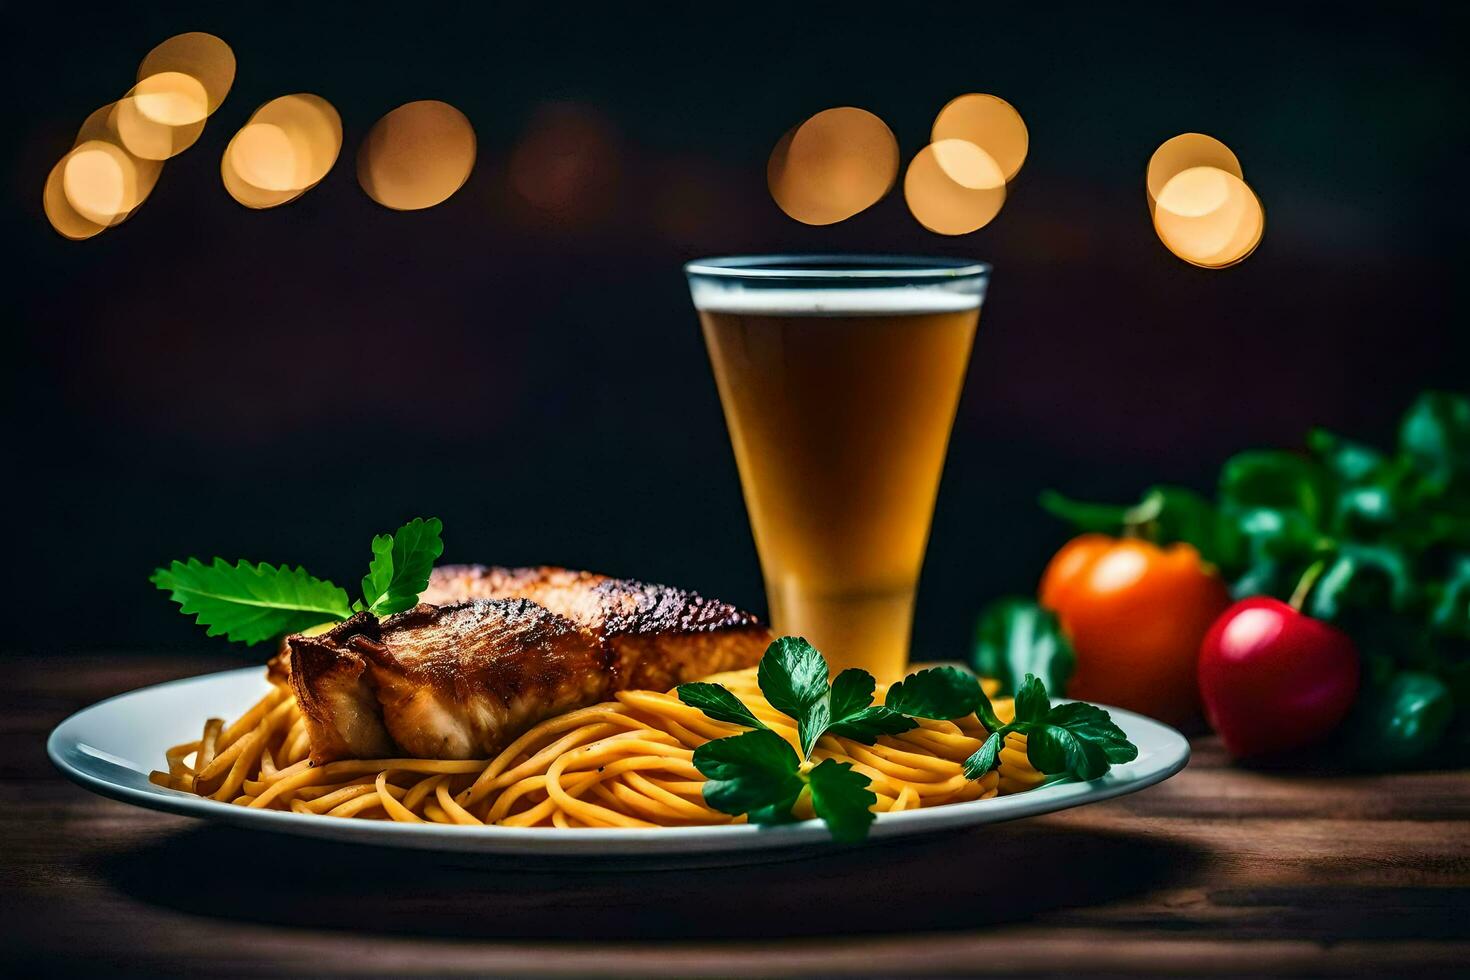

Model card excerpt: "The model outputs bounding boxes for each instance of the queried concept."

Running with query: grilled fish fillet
[290,599,613,762]
[289,567,769,763]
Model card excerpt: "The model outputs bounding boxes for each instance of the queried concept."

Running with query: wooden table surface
[4,653,1467,978]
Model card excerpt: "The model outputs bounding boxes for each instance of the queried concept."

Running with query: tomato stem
[1288,558,1328,612]
[1122,492,1161,542]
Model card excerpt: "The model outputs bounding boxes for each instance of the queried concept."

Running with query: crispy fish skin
[289,599,614,763]
[422,564,770,689]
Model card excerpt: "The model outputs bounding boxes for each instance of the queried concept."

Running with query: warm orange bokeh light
[43,153,107,240]
[252,95,342,190]
[767,107,898,225]
[132,71,209,126]
[230,123,298,191]
[221,140,300,210]
[67,105,162,224]
[137,32,236,115]
[930,93,1029,182]
[1146,133,1242,208]
[903,139,1007,235]
[114,77,207,161]
[357,100,477,211]
[46,33,230,239]
[63,141,135,225]
[221,95,343,209]
[1154,166,1265,268]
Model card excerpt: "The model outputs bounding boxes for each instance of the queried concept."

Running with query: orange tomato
[1039,534,1230,727]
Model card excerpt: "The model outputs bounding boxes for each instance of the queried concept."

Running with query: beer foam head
[688,283,984,316]
[686,256,989,317]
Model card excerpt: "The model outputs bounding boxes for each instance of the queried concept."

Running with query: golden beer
[687,257,989,680]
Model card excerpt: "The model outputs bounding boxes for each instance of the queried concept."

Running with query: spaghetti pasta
[153,667,1042,828]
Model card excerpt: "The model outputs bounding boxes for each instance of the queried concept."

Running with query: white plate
[49,666,1189,859]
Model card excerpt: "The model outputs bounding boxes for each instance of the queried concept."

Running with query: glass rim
[684,254,991,282]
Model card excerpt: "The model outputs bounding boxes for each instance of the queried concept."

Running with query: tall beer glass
[686,256,989,681]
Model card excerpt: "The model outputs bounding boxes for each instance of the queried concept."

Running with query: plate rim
[48,665,1191,854]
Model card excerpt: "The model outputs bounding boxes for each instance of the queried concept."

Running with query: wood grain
[2,652,1466,977]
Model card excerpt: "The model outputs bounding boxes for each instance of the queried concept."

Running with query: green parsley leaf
[150,558,352,646]
[1219,450,1334,529]
[692,729,803,816]
[1309,543,1415,620]
[1432,555,1470,639]
[358,533,394,615]
[747,786,806,826]
[1344,671,1455,769]
[1025,724,1111,781]
[1045,702,1138,764]
[972,598,1075,697]
[1013,673,1051,723]
[826,705,917,743]
[962,731,1003,778]
[758,636,831,757]
[1231,506,1323,565]
[829,668,876,720]
[1308,427,1387,485]
[805,759,876,843]
[361,517,445,616]
[1399,391,1470,495]
[959,673,1139,783]
[817,667,917,744]
[676,682,769,730]
[885,665,982,720]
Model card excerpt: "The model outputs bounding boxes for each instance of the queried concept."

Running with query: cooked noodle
[151,667,1042,827]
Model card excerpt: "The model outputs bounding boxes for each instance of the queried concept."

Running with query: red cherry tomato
[1198,596,1360,759]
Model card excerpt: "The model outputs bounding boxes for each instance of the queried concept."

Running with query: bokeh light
[229,124,298,191]
[1146,133,1242,209]
[1154,166,1265,268]
[66,104,162,225]
[45,33,231,239]
[903,138,1006,235]
[220,137,300,210]
[131,71,209,126]
[137,32,236,115]
[930,93,1029,182]
[1147,133,1263,268]
[221,94,343,209]
[114,78,207,161]
[63,141,132,224]
[767,107,898,225]
[43,153,106,240]
[357,100,477,211]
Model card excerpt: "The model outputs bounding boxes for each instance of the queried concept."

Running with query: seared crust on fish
[422,565,769,690]
[288,566,769,763]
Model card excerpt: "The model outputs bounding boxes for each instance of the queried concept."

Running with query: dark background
[5,2,1466,657]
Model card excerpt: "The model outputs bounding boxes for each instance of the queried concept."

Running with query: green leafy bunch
[150,518,445,645]
[676,637,1137,841]
[1032,390,1470,767]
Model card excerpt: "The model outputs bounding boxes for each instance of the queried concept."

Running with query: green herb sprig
[677,638,1139,841]
[960,675,1138,780]
[151,517,444,645]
